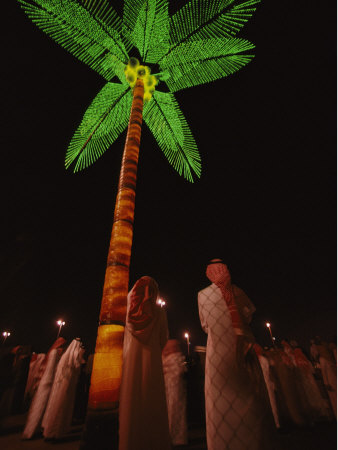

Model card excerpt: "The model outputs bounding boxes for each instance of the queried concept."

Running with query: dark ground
[0,413,336,450]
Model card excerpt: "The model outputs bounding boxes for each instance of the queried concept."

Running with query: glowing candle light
[265,322,275,346]
[184,331,190,356]
[2,331,11,345]
[57,320,66,338]
[157,298,166,308]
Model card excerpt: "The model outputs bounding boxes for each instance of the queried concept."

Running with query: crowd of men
[0,259,336,449]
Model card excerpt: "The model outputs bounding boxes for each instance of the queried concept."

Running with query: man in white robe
[254,344,280,429]
[310,337,337,417]
[42,339,85,439]
[118,276,171,450]
[198,259,277,450]
[162,339,188,446]
[23,353,45,410]
[22,338,66,439]
[292,345,332,421]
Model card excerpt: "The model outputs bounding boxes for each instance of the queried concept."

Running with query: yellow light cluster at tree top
[124,57,158,102]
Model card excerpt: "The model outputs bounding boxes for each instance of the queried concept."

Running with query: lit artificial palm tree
[18,0,260,446]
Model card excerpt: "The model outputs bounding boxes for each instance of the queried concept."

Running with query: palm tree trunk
[80,79,144,449]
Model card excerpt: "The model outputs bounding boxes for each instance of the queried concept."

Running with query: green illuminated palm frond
[160,38,255,92]
[18,0,128,82]
[65,83,131,172]
[128,0,170,63]
[19,0,261,182]
[166,0,260,57]
[122,0,144,47]
[143,91,201,182]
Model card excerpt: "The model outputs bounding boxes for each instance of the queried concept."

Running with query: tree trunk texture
[80,79,144,450]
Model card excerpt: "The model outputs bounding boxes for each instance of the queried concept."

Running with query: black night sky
[1,1,336,355]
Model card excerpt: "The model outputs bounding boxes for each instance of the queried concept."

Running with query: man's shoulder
[198,284,220,296]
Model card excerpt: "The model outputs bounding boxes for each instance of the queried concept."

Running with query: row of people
[22,337,85,439]
[0,337,85,439]
[0,279,186,447]
[0,261,336,449]
[255,340,335,431]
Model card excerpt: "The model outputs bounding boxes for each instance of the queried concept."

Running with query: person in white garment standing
[162,339,188,446]
[22,338,66,439]
[310,336,337,418]
[42,338,85,439]
[23,353,45,411]
[198,259,278,450]
[254,343,281,429]
[118,276,171,450]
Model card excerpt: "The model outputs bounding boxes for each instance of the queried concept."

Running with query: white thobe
[22,349,60,439]
[42,339,85,438]
[198,283,275,450]
[162,351,188,445]
[24,353,45,407]
[119,300,171,450]
[257,354,280,428]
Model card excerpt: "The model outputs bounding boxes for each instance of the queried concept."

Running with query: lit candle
[265,322,274,346]
[2,331,11,345]
[157,298,166,308]
[184,332,190,356]
[57,319,66,338]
